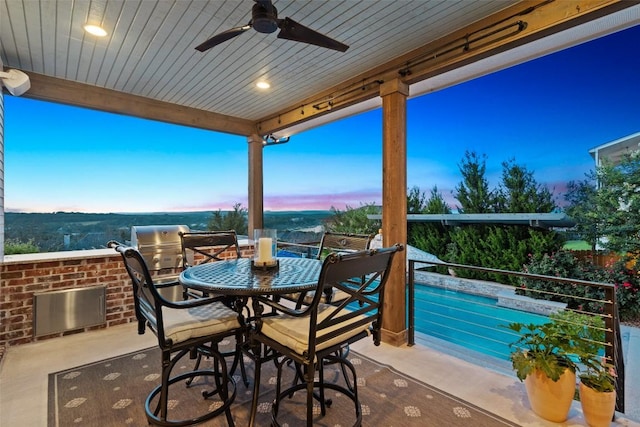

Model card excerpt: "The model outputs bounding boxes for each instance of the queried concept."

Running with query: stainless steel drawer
[33,286,106,337]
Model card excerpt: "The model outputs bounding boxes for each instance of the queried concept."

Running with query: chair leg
[305,362,316,427]
[238,349,248,386]
[156,348,177,421]
[228,332,249,387]
[185,351,203,387]
[272,358,285,421]
[317,363,327,416]
[248,355,262,427]
[272,358,317,427]
[289,360,333,410]
[202,344,224,399]
[146,347,237,427]
[209,349,236,427]
[271,359,337,427]
[323,353,362,425]
[192,337,249,389]
[337,346,354,392]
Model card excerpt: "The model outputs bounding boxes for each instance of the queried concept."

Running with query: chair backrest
[110,242,169,343]
[255,245,402,360]
[179,230,241,269]
[310,245,402,349]
[316,231,373,260]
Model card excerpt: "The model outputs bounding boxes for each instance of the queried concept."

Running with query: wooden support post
[248,134,264,236]
[380,79,409,346]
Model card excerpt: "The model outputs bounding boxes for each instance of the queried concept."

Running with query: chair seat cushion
[260,304,370,356]
[301,289,351,305]
[283,289,351,306]
[162,302,240,344]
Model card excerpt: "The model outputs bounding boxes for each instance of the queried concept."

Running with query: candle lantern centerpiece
[252,229,278,270]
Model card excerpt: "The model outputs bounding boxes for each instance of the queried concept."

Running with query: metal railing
[272,240,627,413]
[407,259,625,413]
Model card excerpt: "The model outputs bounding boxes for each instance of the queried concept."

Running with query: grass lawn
[563,240,591,250]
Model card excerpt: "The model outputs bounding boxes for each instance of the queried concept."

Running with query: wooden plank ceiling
[1,0,637,137]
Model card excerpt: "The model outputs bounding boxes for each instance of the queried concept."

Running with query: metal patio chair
[109,241,241,426]
[178,230,249,387]
[290,231,373,307]
[179,230,241,296]
[248,244,403,426]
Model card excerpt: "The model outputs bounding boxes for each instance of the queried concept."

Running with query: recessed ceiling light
[83,24,107,37]
[256,81,270,90]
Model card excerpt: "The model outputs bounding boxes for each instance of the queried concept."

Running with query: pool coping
[413,270,567,316]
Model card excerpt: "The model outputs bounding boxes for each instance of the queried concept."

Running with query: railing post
[407,259,415,346]
[605,285,625,414]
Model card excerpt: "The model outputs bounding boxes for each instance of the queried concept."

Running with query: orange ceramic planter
[579,382,616,427]
[524,368,576,422]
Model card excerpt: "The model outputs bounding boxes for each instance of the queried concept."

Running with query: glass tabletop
[179,257,322,296]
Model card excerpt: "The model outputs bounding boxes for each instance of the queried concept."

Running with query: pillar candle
[258,237,273,263]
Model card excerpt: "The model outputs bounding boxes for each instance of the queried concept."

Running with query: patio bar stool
[250,244,402,426]
[179,230,249,388]
[109,241,241,427]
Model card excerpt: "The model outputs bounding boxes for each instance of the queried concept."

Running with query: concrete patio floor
[1,322,638,426]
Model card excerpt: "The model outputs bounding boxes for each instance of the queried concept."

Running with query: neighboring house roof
[589,132,640,166]
[368,213,575,229]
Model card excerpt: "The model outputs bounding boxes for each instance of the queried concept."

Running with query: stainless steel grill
[130,225,190,271]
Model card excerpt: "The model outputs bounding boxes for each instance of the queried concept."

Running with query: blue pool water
[412,284,549,360]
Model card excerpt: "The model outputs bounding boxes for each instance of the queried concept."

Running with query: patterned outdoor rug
[48,340,518,426]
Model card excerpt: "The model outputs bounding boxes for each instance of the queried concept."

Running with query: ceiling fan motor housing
[252,2,279,34]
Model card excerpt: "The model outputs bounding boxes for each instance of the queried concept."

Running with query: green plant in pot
[578,349,617,427]
[580,360,615,392]
[546,310,617,427]
[505,312,579,422]
[506,310,613,423]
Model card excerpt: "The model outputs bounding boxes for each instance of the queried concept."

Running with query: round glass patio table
[179,257,322,296]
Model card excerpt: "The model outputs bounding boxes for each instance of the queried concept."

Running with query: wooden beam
[399,0,636,86]
[257,0,632,135]
[24,72,256,136]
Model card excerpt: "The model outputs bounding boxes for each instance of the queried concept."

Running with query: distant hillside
[4,211,333,253]
[263,210,332,233]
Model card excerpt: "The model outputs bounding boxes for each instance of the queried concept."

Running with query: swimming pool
[412,284,549,360]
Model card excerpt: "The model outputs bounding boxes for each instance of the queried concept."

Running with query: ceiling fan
[195,0,349,53]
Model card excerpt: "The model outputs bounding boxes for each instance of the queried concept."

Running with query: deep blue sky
[4,25,639,213]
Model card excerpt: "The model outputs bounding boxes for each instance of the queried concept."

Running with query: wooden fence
[570,250,630,268]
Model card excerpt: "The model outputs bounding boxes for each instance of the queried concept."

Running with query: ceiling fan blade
[195,24,252,52]
[277,17,349,52]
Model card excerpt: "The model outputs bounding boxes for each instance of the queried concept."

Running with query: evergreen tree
[408,186,451,262]
[425,185,451,214]
[407,186,427,214]
[325,203,381,235]
[565,176,599,250]
[495,159,556,213]
[454,151,495,213]
[444,153,563,282]
[207,203,248,235]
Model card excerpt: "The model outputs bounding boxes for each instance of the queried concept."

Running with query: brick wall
[1,251,133,348]
[0,245,255,349]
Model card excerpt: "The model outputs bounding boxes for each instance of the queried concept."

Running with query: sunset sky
[4,24,639,214]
